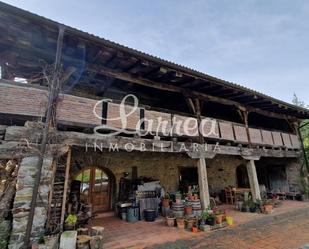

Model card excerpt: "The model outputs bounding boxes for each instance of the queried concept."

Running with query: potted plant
[248,200,257,213]
[205,213,216,226]
[214,209,223,224]
[175,191,182,204]
[262,199,273,214]
[199,211,208,226]
[162,193,170,207]
[185,218,194,229]
[176,216,185,229]
[184,201,193,215]
[166,213,176,227]
[64,214,77,230]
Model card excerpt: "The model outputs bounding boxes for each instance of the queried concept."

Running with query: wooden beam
[3,126,300,158]
[60,146,71,232]
[87,64,296,120]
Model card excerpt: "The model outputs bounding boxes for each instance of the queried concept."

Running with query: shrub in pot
[206,214,216,226]
[185,218,194,229]
[262,199,274,214]
[64,214,77,230]
[184,202,193,215]
[214,209,224,224]
[162,193,170,207]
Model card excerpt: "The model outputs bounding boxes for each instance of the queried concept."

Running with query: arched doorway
[236,165,250,188]
[74,167,115,213]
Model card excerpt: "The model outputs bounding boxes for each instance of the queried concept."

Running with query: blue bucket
[126,206,139,223]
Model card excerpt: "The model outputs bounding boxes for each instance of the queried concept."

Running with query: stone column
[197,157,210,209]
[246,159,261,201]
[8,156,54,249]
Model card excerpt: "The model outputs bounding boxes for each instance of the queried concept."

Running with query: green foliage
[65,214,77,225]
[293,94,309,198]
[292,93,309,109]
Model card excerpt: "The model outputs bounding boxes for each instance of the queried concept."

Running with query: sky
[2,0,309,104]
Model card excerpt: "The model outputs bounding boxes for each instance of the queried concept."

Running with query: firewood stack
[76,226,104,249]
[0,160,19,249]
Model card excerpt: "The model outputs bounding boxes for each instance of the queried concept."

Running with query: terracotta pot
[192,226,198,233]
[215,214,223,224]
[166,217,176,227]
[162,198,170,207]
[185,219,194,229]
[184,206,193,215]
[31,244,39,249]
[263,204,273,214]
[176,217,185,229]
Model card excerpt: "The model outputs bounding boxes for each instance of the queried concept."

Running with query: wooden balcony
[0,81,301,150]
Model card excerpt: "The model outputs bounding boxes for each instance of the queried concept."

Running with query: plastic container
[226,216,234,225]
[126,206,139,223]
[144,209,156,222]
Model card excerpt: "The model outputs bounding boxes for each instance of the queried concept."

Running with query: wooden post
[193,98,210,209]
[197,157,210,209]
[246,159,261,201]
[60,146,72,231]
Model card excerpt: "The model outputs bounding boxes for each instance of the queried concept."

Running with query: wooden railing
[0,81,300,149]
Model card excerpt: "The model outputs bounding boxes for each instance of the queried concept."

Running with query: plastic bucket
[226,216,234,225]
[127,206,139,223]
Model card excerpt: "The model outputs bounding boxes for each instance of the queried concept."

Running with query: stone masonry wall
[206,155,245,193]
[8,156,54,249]
[71,149,245,195]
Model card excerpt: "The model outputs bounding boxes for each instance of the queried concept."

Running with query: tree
[292,94,309,199]
[292,93,309,108]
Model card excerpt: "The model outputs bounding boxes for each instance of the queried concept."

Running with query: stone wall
[206,155,244,193]
[9,156,54,249]
[256,157,301,193]
[71,149,245,195]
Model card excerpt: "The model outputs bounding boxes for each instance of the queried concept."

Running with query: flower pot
[176,217,185,229]
[215,214,223,224]
[162,198,170,207]
[206,217,215,226]
[199,219,205,226]
[64,224,75,231]
[185,219,194,229]
[31,244,39,249]
[166,217,176,227]
[192,226,198,233]
[249,206,257,213]
[184,206,193,215]
[263,204,273,214]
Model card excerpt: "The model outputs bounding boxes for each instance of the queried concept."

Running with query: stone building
[0,2,308,248]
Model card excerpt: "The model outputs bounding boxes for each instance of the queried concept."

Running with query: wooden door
[91,168,110,213]
[75,168,110,213]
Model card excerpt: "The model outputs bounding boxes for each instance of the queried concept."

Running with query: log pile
[75,226,104,249]
[0,159,18,248]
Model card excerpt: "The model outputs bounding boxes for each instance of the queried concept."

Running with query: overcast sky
[3,0,309,104]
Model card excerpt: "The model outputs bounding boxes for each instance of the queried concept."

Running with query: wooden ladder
[46,147,71,233]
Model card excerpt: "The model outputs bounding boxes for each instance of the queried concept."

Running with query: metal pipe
[24,26,65,248]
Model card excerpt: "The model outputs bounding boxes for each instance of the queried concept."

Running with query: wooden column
[246,159,261,201]
[193,98,210,209]
[197,157,210,209]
